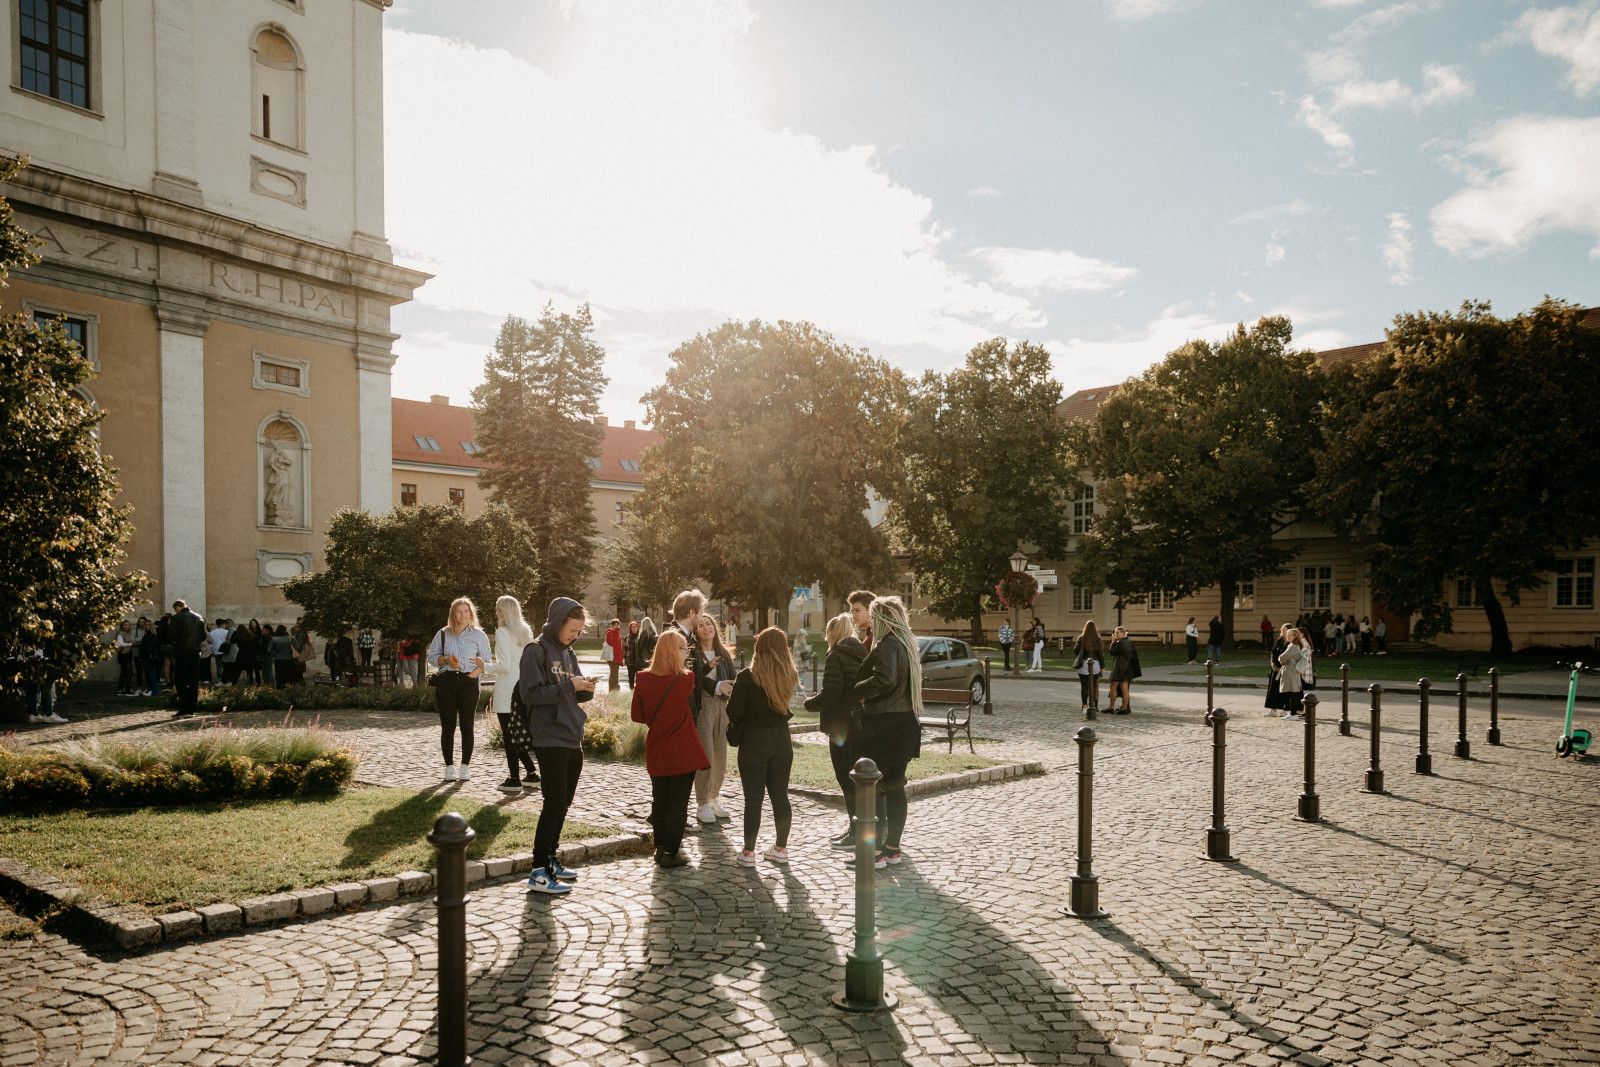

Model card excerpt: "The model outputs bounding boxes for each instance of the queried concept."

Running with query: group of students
[424,586,926,896]
[1302,611,1385,656]
[1263,623,1318,719]
[107,615,313,698]
[1068,621,1143,715]
[997,619,1049,672]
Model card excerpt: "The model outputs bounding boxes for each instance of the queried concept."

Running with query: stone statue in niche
[262,419,301,527]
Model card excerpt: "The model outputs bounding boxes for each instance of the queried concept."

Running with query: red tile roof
[391,398,660,483]
[1058,305,1598,422]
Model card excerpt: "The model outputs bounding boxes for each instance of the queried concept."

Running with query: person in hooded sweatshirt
[519,597,598,895]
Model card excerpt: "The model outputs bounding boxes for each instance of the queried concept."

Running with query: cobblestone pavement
[3,688,1599,1066]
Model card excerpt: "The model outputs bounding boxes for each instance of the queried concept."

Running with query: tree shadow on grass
[337,786,518,870]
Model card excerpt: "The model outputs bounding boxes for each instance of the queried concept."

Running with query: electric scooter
[1555,661,1596,757]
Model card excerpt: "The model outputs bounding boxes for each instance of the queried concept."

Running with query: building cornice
[2,164,430,302]
[393,460,482,477]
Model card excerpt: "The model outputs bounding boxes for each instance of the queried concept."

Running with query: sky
[382,0,1600,424]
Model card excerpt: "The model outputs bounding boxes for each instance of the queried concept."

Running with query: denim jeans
[1207,643,1221,662]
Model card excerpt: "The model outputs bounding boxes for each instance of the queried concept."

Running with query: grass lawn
[726,741,1009,792]
[0,786,615,915]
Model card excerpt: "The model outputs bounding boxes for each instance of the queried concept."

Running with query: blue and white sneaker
[548,860,579,882]
[527,867,572,895]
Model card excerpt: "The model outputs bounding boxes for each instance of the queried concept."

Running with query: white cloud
[1108,0,1190,19]
[1381,212,1415,283]
[973,247,1138,294]
[1295,95,1355,160]
[1231,199,1313,223]
[1310,0,1368,8]
[1515,2,1600,96]
[1419,63,1473,106]
[1046,306,1239,389]
[967,186,1002,197]
[1333,0,1442,43]
[1265,243,1287,265]
[1295,62,1471,162]
[1431,114,1600,258]
[382,4,1081,417]
[1306,48,1363,84]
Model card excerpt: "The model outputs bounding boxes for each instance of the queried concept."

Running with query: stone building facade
[1,0,428,624]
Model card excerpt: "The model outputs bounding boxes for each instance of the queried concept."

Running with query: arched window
[251,26,303,150]
[258,413,312,532]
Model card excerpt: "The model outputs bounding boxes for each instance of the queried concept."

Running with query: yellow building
[1,0,428,624]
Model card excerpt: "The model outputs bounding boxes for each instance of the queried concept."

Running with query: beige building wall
[392,466,490,513]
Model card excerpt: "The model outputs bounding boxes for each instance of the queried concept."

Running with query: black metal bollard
[428,812,476,1067]
[1415,678,1433,776]
[1205,659,1215,724]
[1363,684,1387,794]
[1203,708,1236,862]
[811,653,819,692]
[1339,663,1352,736]
[982,657,993,716]
[1454,673,1471,760]
[1487,666,1502,745]
[1297,694,1322,823]
[1061,727,1107,918]
[834,758,896,1012]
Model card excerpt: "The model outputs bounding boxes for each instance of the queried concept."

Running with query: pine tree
[0,156,148,689]
[472,306,607,608]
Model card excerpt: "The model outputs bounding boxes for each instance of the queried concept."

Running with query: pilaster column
[356,336,396,515]
[157,300,209,611]
[152,0,202,205]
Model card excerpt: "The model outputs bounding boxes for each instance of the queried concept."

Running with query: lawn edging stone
[0,828,654,949]
[788,759,1045,805]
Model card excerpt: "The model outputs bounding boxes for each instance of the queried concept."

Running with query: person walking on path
[632,629,709,868]
[1260,615,1273,649]
[623,620,641,690]
[692,613,736,826]
[1028,618,1047,672]
[850,596,922,868]
[1106,626,1141,714]
[481,595,540,796]
[604,619,625,691]
[1206,615,1225,664]
[169,599,207,719]
[805,612,868,850]
[1073,621,1103,714]
[998,621,1015,671]
[1184,617,1199,665]
[113,621,136,695]
[428,598,489,781]
[726,627,797,867]
[357,627,376,667]
[520,597,597,895]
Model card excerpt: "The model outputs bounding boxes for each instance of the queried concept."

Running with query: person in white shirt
[481,595,540,795]
[428,598,490,781]
[113,621,136,695]
[1184,617,1200,665]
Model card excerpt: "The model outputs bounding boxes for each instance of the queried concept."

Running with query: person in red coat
[631,628,709,867]
[604,619,625,690]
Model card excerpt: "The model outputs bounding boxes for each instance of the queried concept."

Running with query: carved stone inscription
[15,212,159,279]
[207,262,354,322]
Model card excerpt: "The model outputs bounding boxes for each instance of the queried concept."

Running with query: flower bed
[0,722,359,810]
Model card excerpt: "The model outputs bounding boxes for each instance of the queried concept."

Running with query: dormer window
[585,457,603,469]
[619,459,640,472]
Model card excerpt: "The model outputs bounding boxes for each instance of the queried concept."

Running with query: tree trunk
[970,593,985,645]
[1219,577,1237,651]
[1478,580,1513,657]
[757,605,769,631]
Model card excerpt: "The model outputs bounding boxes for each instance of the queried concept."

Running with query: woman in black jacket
[804,613,868,849]
[725,627,796,867]
[850,595,922,867]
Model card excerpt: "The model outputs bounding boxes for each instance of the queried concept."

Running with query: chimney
[595,415,608,427]
[623,419,636,430]
[430,394,449,405]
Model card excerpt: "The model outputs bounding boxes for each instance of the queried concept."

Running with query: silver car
[917,636,986,704]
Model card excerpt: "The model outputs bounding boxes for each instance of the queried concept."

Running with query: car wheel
[969,676,985,704]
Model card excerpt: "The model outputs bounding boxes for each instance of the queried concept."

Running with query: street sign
[793,587,811,603]
[1029,570,1058,588]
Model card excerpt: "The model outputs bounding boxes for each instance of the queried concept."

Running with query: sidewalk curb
[788,760,1045,805]
[0,832,655,951]
[1114,677,1587,702]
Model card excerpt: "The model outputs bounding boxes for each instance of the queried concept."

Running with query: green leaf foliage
[0,155,148,689]
[889,338,1072,634]
[640,319,905,616]
[601,508,698,618]
[1311,299,1600,654]
[280,504,540,642]
[471,307,606,607]
[1071,316,1323,637]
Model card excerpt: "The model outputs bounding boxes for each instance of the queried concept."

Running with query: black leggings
[875,760,909,851]
[830,734,859,818]
[532,746,584,867]
[738,726,793,851]
[496,712,538,779]
[435,673,479,765]
[1079,672,1099,706]
[651,771,696,855]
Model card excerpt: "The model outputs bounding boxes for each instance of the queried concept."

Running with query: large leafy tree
[640,319,905,624]
[1071,316,1323,641]
[472,307,606,606]
[601,508,697,620]
[889,338,1073,642]
[1313,299,1600,655]
[282,504,542,642]
[0,156,147,690]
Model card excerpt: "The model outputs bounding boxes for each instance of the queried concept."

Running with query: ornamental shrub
[264,762,303,798]
[7,767,91,808]
[581,716,618,756]
[298,758,342,796]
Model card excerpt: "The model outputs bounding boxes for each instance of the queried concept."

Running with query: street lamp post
[1009,549,1028,677]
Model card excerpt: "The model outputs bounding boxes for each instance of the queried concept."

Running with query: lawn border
[0,830,653,951]
[787,759,1046,805]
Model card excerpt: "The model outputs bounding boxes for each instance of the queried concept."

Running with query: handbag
[503,691,534,757]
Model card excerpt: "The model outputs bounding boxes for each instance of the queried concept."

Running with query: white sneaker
[27,715,46,723]
[735,850,759,867]
[710,799,730,819]
[44,714,67,724]
[443,766,457,781]
[697,804,717,825]
[763,846,790,864]
[458,765,470,781]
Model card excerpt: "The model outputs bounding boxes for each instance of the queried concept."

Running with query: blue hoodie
[516,597,593,749]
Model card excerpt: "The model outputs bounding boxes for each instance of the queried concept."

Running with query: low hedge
[0,726,359,811]
[183,683,492,714]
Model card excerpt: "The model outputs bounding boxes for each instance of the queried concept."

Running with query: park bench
[918,687,976,754]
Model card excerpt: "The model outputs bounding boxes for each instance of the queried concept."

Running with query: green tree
[0,156,147,690]
[640,319,905,624]
[601,509,697,620]
[889,338,1073,642]
[472,307,606,606]
[1070,317,1323,642]
[282,504,541,643]
[1312,299,1600,655]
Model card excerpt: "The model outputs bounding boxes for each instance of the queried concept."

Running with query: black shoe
[831,831,858,851]
[655,849,689,868]
[499,777,523,795]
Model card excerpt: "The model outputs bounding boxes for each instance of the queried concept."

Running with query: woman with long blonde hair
[850,596,922,867]
[427,597,490,781]
[631,629,709,867]
[481,595,540,795]
[804,612,869,849]
[725,626,797,866]
[692,612,737,825]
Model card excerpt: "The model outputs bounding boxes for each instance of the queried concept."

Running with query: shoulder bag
[426,629,444,687]
[503,680,535,757]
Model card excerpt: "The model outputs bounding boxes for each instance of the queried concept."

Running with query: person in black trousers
[805,613,868,849]
[850,596,923,867]
[726,627,797,866]
[519,597,597,895]
[427,598,490,781]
